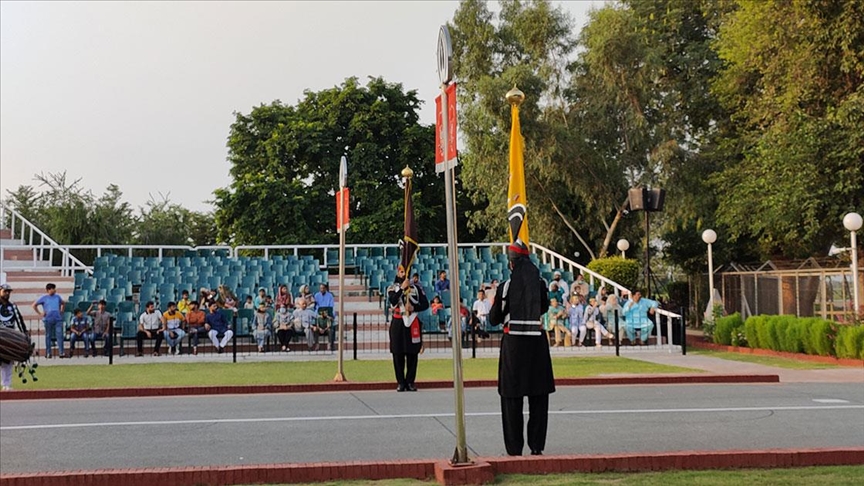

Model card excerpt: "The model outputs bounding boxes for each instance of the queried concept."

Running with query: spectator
[292,300,318,351]
[430,295,444,315]
[570,274,589,298]
[177,290,191,315]
[411,273,424,292]
[581,297,613,347]
[161,301,186,355]
[87,300,113,357]
[308,308,331,352]
[204,302,233,354]
[218,285,238,312]
[434,271,450,294]
[468,310,490,343]
[252,303,272,353]
[548,282,565,306]
[275,285,293,310]
[243,296,254,310]
[185,301,207,355]
[265,294,274,309]
[275,304,294,352]
[548,271,568,293]
[67,309,92,358]
[314,283,335,310]
[600,294,624,341]
[473,290,491,329]
[32,283,65,359]
[253,288,267,309]
[621,290,658,345]
[567,295,584,347]
[136,301,164,357]
[199,287,216,309]
[296,285,315,310]
[545,298,571,347]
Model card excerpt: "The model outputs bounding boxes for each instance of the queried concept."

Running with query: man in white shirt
[548,271,568,294]
[472,289,491,330]
[136,301,164,357]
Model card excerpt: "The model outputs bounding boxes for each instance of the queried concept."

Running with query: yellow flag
[507,103,529,245]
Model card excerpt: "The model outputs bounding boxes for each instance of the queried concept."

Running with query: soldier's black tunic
[489,256,555,455]
[388,279,429,390]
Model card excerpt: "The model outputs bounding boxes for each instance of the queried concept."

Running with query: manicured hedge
[714,313,744,346]
[738,314,863,359]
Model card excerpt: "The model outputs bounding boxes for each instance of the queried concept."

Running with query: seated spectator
[467,310,490,343]
[580,297,613,348]
[292,300,318,351]
[252,303,272,353]
[548,283,565,307]
[434,271,450,294]
[548,271,568,293]
[430,295,444,315]
[600,294,624,340]
[411,273,425,293]
[275,285,293,310]
[177,290,191,315]
[204,302,233,354]
[87,299,113,357]
[307,308,331,351]
[243,296,254,310]
[67,309,93,357]
[447,303,470,341]
[545,298,571,347]
[162,301,186,355]
[265,294,274,309]
[314,283,335,310]
[472,290,490,329]
[185,301,207,355]
[571,274,589,298]
[136,301,164,357]
[199,288,216,309]
[296,285,315,310]
[275,304,295,352]
[253,288,267,308]
[567,295,584,346]
[622,290,658,345]
[218,285,238,312]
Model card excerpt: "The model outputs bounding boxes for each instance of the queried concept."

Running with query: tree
[710,0,864,258]
[136,195,217,247]
[214,77,449,246]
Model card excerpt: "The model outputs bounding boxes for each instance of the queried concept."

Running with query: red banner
[336,188,350,233]
[435,82,458,172]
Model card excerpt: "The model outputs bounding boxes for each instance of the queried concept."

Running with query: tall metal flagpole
[438,25,468,466]
[334,155,348,382]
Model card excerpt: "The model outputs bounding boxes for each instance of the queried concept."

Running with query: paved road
[2,383,863,474]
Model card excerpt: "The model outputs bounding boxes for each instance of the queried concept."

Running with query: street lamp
[617,239,630,258]
[843,212,862,316]
[702,229,717,316]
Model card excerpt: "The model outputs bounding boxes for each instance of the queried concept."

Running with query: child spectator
[253,288,267,308]
[87,300,113,357]
[308,308,331,351]
[177,290,191,315]
[243,296,254,310]
[253,303,272,353]
[430,295,444,315]
[67,309,92,357]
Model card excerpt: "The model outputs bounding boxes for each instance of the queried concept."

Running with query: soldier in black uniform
[1,283,27,391]
[488,241,555,456]
[388,268,429,392]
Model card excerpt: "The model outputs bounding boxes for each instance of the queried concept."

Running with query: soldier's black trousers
[500,394,549,456]
[392,353,418,387]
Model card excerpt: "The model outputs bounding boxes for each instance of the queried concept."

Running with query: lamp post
[843,212,862,317]
[702,229,717,316]
[616,239,629,259]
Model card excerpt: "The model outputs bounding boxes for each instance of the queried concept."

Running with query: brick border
[687,336,864,367]
[1,448,861,486]
[0,374,778,401]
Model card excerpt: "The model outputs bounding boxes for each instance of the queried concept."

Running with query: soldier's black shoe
[396,384,406,392]
[407,384,418,392]
[530,450,542,456]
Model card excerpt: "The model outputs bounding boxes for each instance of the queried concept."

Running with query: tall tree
[214,77,448,246]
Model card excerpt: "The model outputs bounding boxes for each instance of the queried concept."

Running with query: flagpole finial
[401,166,414,179]
[506,85,525,106]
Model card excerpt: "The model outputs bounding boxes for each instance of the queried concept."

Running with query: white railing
[530,242,683,351]
[0,203,92,277]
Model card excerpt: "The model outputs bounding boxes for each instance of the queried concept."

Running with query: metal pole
[108,317,114,365]
[852,230,860,316]
[644,210,650,297]
[352,313,357,361]
[232,315,237,363]
[442,83,468,465]
[681,307,687,356]
[707,242,714,316]
[334,204,347,381]
[614,309,620,357]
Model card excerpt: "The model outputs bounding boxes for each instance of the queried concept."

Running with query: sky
[1,1,600,213]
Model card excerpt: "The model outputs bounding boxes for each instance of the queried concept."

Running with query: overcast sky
[1,1,599,213]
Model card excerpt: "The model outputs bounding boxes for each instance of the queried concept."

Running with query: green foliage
[136,196,216,247]
[744,315,841,357]
[835,325,864,360]
[585,257,641,290]
[213,77,455,246]
[713,312,743,346]
[744,315,765,349]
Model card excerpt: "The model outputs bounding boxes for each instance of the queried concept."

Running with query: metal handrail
[0,202,92,276]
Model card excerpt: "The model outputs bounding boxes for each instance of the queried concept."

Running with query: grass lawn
[274,466,864,486]
[691,349,840,369]
[20,356,696,389]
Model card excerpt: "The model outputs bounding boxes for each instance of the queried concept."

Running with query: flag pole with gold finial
[506,85,530,246]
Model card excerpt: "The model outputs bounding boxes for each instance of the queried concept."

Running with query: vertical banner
[435,83,458,173]
[507,99,529,245]
[399,178,418,275]
[336,188,350,233]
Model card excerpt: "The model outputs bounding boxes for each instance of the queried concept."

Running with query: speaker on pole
[629,188,648,211]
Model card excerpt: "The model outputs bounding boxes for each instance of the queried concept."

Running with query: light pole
[616,239,629,259]
[702,229,717,316]
[843,212,862,317]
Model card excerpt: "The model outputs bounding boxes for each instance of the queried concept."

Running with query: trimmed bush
[805,319,836,357]
[835,325,864,359]
[714,313,744,346]
[586,257,641,291]
[743,315,839,357]
[744,315,766,349]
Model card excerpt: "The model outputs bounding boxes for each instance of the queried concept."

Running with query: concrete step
[1,260,51,268]
[0,229,12,239]
[1,249,35,260]
[1,238,25,246]
[3,271,69,280]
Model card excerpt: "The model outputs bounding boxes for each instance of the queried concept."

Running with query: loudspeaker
[649,189,666,212]
[628,188,647,211]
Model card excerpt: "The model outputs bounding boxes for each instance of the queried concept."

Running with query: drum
[0,326,32,363]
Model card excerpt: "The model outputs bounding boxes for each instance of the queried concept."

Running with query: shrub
[777,316,805,353]
[714,313,744,346]
[586,256,641,291]
[744,315,765,349]
[835,325,864,359]
[756,316,781,351]
[804,319,836,357]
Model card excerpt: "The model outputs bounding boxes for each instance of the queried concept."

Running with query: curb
[686,337,864,367]
[1,447,861,486]
[0,374,779,401]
